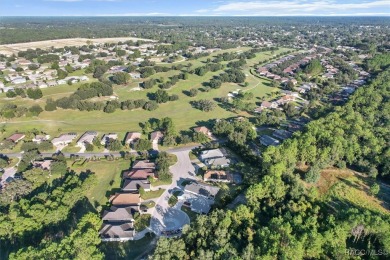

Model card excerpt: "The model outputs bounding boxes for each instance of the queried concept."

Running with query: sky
[0,0,389,16]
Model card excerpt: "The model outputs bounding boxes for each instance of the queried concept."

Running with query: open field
[0,47,291,140]
[69,159,131,206]
[315,168,390,215]
[0,37,156,55]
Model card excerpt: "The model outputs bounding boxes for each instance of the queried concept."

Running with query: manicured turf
[140,188,165,200]
[69,158,131,206]
[0,47,293,141]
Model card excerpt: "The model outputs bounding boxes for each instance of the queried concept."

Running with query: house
[7,133,25,143]
[100,223,135,241]
[184,182,220,199]
[47,81,57,87]
[101,133,118,146]
[102,206,137,222]
[11,77,26,85]
[51,133,77,146]
[33,160,52,170]
[110,193,142,206]
[200,148,231,168]
[272,129,293,140]
[122,179,151,192]
[80,76,89,81]
[37,82,48,89]
[150,131,164,144]
[259,135,280,146]
[124,132,141,145]
[32,134,50,144]
[122,169,155,180]
[57,79,67,85]
[129,72,141,79]
[193,126,212,138]
[132,160,156,170]
[77,131,98,147]
[289,79,298,85]
[276,95,296,105]
[203,170,233,183]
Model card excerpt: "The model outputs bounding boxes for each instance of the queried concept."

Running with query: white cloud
[97,12,170,16]
[212,0,390,15]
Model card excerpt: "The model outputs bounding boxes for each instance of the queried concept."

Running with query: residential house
[110,193,142,206]
[184,182,220,199]
[272,129,293,140]
[150,131,164,144]
[276,95,296,105]
[203,170,233,183]
[51,133,77,146]
[132,160,156,170]
[33,160,52,170]
[7,133,25,143]
[11,77,26,85]
[200,148,231,168]
[102,206,137,222]
[77,131,98,147]
[101,133,118,146]
[32,134,50,144]
[122,179,151,192]
[259,135,280,146]
[122,169,155,180]
[193,126,212,138]
[124,132,141,145]
[129,72,141,79]
[100,223,135,241]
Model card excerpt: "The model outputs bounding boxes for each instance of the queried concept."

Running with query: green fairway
[0,47,293,140]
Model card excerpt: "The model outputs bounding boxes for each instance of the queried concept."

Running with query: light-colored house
[150,131,164,144]
[51,133,77,146]
[77,131,98,147]
[32,134,50,144]
[193,126,212,138]
[184,182,220,199]
[11,77,27,85]
[200,148,231,168]
[124,132,141,145]
[101,133,118,146]
[33,160,52,170]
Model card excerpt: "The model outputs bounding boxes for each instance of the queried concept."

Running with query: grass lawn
[168,195,178,207]
[101,232,157,260]
[69,158,131,206]
[0,48,294,141]
[140,188,165,200]
[141,201,156,209]
[62,144,81,153]
[134,214,151,232]
[150,177,172,187]
[181,206,199,222]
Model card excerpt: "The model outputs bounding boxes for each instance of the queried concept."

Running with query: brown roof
[110,193,142,206]
[261,101,273,108]
[122,168,155,180]
[150,131,164,141]
[132,160,156,170]
[7,133,25,143]
[125,132,141,143]
[204,170,233,182]
[193,126,211,135]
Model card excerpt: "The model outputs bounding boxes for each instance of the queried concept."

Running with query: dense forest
[152,57,390,259]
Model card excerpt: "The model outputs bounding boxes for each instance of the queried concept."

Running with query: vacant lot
[0,37,156,55]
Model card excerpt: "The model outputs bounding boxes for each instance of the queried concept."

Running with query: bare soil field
[0,37,156,55]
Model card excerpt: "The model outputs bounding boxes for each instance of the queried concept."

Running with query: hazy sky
[1,0,389,16]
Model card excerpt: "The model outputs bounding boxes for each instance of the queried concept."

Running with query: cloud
[97,12,171,16]
[212,0,390,15]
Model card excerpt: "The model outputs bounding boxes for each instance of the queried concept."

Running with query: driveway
[149,147,198,235]
[0,166,17,186]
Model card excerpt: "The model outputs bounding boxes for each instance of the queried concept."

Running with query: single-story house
[51,133,77,146]
[203,170,233,183]
[150,131,164,144]
[259,135,280,146]
[193,126,212,138]
[124,132,141,145]
[100,223,135,241]
[272,129,293,140]
[7,133,25,143]
[200,148,231,168]
[33,160,52,170]
[122,168,155,180]
[132,160,156,170]
[184,182,220,199]
[101,133,118,146]
[32,134,50,144]
[102,206,137,222]
[110,193,142,206]
[77,131,98,147]
[122,179,151,192]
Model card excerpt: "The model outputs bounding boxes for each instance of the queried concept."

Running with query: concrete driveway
[149,147,198,235]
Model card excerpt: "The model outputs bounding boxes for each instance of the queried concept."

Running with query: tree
[193,99,216,112]
[0,157,8,168]
[107,138,122,151]
[111,72,130,85]
[305,165,321,183]
[189,88,198,97]
[28,105,43,116]
[370,183,380,196]
[27,88,43,100]
[154,89,170,103]
[85,142,94,151]
[133,139,152,151]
